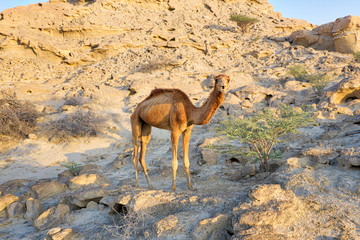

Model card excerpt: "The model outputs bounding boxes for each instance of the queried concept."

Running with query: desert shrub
[0,95,40,139]
[216,104,315,172]
[306,74,332,96]
[61,161,82,175]
[136,60,175,73]
[353,51,360,61]
[229,14,259,32]
[64,95,87,106]
[103,191,153,239]
[287,64,308,80]
[41,110,105,142]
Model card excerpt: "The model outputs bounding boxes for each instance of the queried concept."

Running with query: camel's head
[214,74,230,93]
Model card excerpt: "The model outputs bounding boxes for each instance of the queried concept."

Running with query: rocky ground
[1,0,360,239]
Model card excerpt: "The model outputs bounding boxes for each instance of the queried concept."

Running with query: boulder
[233,185,307,238]
[24,197,44,220]
[333,15,360,53]
[290,15,360,53]
[0,194,19,212]
[200,149,218,165]
[64,187,109,208]
[324,77,360,105]
[209,229,231,240]
[0,179,35,197]
[112,189,184,217]
[227,163,256,181]
[302,147,340,164]
[57,169,75,184]
[337,148,360,167]
[33,204,70,230]
[153,215,179,237]
[69,174,110,190]
[7,202,26,218]
[46,227,77,240]
[78,164,104,175]
[29,180,68,200]
[192,213,232,240]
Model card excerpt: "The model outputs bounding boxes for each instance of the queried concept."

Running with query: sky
[268,0,360,25]
[0,0,359,25]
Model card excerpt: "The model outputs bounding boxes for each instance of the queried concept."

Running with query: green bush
[0,95,40,139]
[306,74,332,96]
[61,161,82,175]
[216,104,314,172]
[229,14,259,32]
[287,65,308,81]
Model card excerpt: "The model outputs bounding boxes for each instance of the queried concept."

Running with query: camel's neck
[192,88,224,125]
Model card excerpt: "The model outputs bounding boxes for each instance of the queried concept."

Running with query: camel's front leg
[171,131,180,191]
[132,138,140,187]
[182,125,195,191]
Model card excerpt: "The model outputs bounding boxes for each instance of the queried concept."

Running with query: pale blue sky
[0,0,359,25]
[268,0,360,25]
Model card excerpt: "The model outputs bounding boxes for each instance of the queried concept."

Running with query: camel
[130,74,230,191]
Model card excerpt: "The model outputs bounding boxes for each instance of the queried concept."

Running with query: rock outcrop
[290,15,360,53]
[33,204,70,230]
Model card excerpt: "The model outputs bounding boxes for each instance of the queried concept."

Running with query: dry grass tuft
[41,110,105,142]
[0,94,40,139]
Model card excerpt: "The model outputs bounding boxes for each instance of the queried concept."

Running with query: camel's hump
[147,88,187,98]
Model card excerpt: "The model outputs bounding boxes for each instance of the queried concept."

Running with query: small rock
[61,104,76,112]
[33,204,70,230]
[24,197,44,220]
[99,196,115,207]
[86,201,98,209]
[27,133,37,139]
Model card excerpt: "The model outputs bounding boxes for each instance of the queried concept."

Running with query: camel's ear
[226,75,231,83]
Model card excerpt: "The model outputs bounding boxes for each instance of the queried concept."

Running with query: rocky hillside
[1,0,360,239]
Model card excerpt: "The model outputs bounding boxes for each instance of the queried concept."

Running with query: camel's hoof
[171,186,176,191]
[148,185,155,190]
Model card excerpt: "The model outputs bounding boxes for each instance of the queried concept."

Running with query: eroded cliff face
[1,1,360,240]
[0,0,311,67]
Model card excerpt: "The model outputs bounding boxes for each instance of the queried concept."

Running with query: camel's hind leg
[139,122,153,189]
[131,113,142,187]
[171,130,181,191]
[182,125,195,191]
